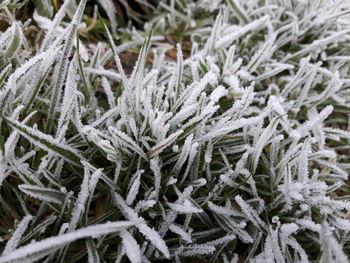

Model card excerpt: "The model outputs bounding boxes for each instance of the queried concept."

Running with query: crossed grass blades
[0,0,350,262]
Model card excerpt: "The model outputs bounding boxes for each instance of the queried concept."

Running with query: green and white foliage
[0,0,350,262]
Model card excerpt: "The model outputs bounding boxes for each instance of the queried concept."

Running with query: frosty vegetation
[0,0,350,262]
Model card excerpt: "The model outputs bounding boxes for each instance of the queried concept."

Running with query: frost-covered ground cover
[0,0,350,262]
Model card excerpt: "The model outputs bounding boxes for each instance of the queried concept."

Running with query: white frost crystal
[0,0,350,262]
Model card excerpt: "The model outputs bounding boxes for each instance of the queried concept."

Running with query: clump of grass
[0,0,350,262]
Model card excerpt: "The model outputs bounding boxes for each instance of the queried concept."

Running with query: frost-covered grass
[0,0,350,262]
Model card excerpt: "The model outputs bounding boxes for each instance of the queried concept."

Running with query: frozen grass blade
[19,185,66,205]
[2,215,33,255]
[2,115,83,166]
[226,0,249,24]
[48,0,87,123]
[0,221,138,263]
[119,229,142,263]
[98,12,128,85]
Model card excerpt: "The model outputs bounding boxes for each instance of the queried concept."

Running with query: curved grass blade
[2,115,83,166]
[19,184,66,205]
[0,220,139,263]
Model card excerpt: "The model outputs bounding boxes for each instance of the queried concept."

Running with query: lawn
[0,0,350,262]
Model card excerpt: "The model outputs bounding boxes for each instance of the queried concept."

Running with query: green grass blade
[2,115,83,166]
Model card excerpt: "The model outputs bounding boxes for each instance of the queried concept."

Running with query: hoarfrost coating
[0,0,350,262]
